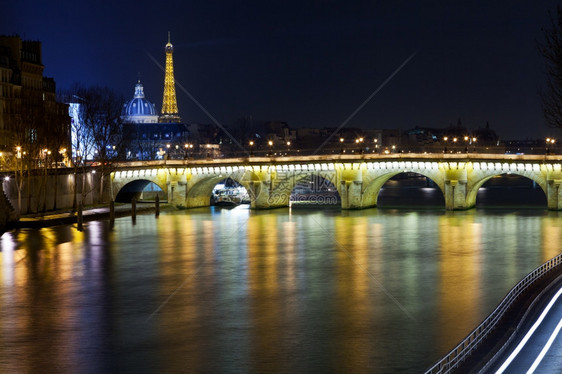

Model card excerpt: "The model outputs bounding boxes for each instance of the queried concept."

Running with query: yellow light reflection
[334,214,373,370]
[246,212,283,372]
[437,214,482,353]
[542,216,562,262]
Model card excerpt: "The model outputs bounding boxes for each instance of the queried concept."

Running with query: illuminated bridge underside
[110,155,562,210]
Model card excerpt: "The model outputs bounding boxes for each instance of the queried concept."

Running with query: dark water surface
[0,180,560,373]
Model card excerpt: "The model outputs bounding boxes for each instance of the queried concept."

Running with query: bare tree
[539,6,562,131]
[62,85,126,206]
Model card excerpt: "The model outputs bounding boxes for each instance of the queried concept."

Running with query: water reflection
[438,214,482,352]
[0,207,560,373]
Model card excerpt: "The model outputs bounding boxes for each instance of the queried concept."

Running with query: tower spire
[160,32,181,123]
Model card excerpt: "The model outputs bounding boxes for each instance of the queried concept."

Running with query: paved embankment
[453,268,562,373]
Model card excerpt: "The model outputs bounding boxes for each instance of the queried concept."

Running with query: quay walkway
[426,255,562,373]
[15,202,161,229]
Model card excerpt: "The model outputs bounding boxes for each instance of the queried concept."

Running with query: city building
[0,35,70,163]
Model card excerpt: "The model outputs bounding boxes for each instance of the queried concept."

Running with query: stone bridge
[110,153,562,210]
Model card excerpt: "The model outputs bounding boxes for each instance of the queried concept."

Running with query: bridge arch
[466,171,547,208]
[362,170,446,208]
[186,174,252,208]
[115,179,167,203]
[289,173,340,206]
[266,170,339,207]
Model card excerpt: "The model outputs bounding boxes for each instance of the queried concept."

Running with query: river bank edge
[1,201,171,232]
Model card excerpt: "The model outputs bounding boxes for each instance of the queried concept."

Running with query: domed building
[122,78,190,160]
[121,81,158,124]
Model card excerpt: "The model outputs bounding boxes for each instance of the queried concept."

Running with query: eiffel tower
[159,32,181,123]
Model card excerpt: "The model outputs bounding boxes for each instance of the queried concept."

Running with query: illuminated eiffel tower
[159,32,181,123]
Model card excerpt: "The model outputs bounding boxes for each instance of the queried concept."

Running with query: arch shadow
[115,180,166,203]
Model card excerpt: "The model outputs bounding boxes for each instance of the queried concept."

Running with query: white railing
[425,254,562,374]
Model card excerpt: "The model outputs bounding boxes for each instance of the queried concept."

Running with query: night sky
[3,1,561,140]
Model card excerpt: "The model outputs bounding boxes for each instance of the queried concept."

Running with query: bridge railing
[114,152,561,169]
[425,253,562,374]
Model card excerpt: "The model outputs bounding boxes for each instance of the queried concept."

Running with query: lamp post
[249,140,254,157]
[443,136,448,153]
[59,148,67,166]
[452,137,458,153]
[14,146,22,217]
[355,137,364,154]
[546,137,556,154]
[286,141,291,156]
[340,137,344,154]
[373,138,378,153]
[268,140,273,157]
[464,136,469,153]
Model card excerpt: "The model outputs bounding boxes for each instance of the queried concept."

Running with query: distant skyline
[3,1,562,140]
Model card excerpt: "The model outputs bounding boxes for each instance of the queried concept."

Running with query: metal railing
[425,254,562,374]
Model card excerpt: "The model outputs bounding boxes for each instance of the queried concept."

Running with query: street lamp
[268,140,273,156]
[464,136,469,153]
[546,137,556,154]
[443,136,448,153]
[286,141,291,156]
[356,137,364,154]
[249,140,254,156]
[340,137,344,154]
[59,148,67,166]
[373,138,378,153]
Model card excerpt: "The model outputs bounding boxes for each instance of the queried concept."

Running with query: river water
[0,178,561,373]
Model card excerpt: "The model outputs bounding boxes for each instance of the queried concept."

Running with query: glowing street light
[356,137,364,154]
[268,140,273,156]
[464,136,470,153]
[249,140,254,156]
[546,137,556,154]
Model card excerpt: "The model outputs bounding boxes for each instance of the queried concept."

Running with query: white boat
[212,188,243,206]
